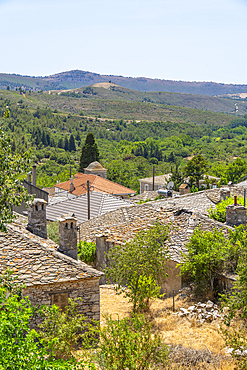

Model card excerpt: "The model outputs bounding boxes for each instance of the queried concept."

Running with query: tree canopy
[0,110,31,232]
[79,132,99,172]
[183,154,208,188]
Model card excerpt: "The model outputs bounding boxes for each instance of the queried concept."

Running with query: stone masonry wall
[24,278,100,327]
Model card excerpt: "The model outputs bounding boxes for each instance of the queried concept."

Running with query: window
[51,293,69,311]
[71,222,73,229]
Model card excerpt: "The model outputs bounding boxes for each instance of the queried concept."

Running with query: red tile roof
[55,173,136,196]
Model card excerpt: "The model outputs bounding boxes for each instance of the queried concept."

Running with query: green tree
[104,222,171,312]
[0,110,31,232]
[93,314,169,370]
[225,158,247,183]
[170,163,184,191]
[183,154,208,188]
[64,136,69,151]
[180,227,229,295]
[79,133,99,172]
[69,134,76,152]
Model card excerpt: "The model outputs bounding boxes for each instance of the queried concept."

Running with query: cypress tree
[64,136,69,151]
[79,133,99,172]
[69,134,76,152]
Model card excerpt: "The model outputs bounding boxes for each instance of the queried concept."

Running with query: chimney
[57,215,78,260]
[220,188,230,201]
[27,171,32,183]
[27,199,47,238]
[32,165,37,187]
[70,176,75,193]
[226,204,246,227]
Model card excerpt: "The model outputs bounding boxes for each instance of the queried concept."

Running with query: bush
[39,299,95,361]
[78,241,96,264]
[208,195,245,223]
[104,222,170,312]
[92,314,169,370]
[47,221,59,244]
[180,227,229,295]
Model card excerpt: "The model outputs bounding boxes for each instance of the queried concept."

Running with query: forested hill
[1,70,247,96]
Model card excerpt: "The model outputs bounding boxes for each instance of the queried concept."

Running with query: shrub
[104,222,170,312]
[39,298,96,361]
[78,241,96,264]
[180,227,229,295]
[93,314,169,370]
[47,221,59,244]
[208,195,245,223]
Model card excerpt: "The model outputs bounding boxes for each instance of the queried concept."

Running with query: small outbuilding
[179,183,190,195]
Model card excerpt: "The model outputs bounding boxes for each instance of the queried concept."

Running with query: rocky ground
[100,285,235,369]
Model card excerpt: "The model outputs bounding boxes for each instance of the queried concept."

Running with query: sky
[1,0,247,84]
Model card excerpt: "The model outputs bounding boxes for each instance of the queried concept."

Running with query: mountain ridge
[1,69,247,96]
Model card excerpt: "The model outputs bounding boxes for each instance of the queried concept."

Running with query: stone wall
[24,277,100,327]
[160,260,182,297]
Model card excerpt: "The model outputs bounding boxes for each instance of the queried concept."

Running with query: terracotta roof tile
[55,173,136,196]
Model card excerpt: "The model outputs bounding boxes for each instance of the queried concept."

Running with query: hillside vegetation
[1,86,247,191]
[2,69,247,96]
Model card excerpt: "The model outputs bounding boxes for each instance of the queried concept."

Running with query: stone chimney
[32,165,37,187]
[220,188,230,201]
[27,171,32,183]
[70,176,75,193]
[27,199,47,238]
[57,215,78,260]
[226,205,246,227]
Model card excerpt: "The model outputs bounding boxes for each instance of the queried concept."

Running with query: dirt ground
[100,285,236,369]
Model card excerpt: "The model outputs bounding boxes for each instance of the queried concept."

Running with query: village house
[79,186,247,296]
[0,199,103,325]
[54,171,136,199]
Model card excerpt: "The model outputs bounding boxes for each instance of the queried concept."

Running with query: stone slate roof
[46,191,133,223]
[79,189,232,262]
[0,217,103,287]
[55,173,136,196]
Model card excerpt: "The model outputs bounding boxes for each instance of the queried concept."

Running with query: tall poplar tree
[79,133,99,172]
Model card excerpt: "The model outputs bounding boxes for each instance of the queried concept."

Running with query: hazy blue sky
[1,0,247,84]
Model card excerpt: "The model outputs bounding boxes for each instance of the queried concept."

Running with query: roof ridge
[7,224,103,278]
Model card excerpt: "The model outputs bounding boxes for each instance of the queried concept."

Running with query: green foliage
[104,222,170,312]
[220,226,247,369]
[183,154,208,188]
[47,221,59,244]
[0,110,32,231]
[39,298,94,361]
[79,133,99,171]
[208,195,245,223]
[180,227,230,295]
[225,158,247,183]
[78,241,96,264]
[92,314,169,370]
[0,270,95,369]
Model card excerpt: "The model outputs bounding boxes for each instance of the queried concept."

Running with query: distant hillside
[1,70,247,96]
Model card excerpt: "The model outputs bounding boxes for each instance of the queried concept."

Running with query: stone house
[79,188,242,297]
[0,200,103,324]
[138,174,171,194]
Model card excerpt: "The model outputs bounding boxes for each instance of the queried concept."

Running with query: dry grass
[100,286,236,369]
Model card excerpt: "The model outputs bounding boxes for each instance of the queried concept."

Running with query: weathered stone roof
[79,189,233,262]
[0,217,103,287]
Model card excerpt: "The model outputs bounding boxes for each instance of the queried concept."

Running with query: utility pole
[87,180,90,220]
[153,166,155,191]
